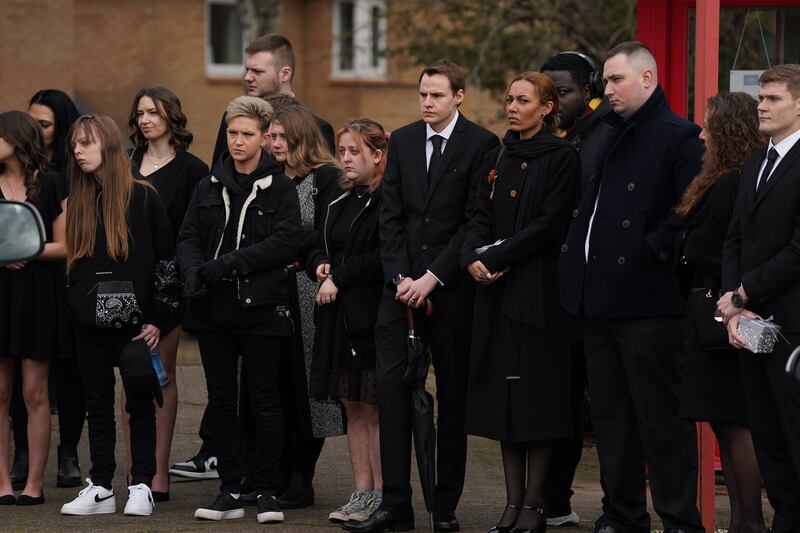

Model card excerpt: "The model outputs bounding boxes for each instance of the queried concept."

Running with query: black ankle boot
[56,444,81,488]
[276,472,314,509]
[11,447,28,491]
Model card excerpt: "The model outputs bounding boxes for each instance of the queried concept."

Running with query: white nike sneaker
[61,478,116,515]
[124,483,155,516]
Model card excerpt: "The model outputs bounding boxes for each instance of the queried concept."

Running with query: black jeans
[374,291,470,514]
[74,328,155,489]
[196,330,284,495]
[582,317,703,533]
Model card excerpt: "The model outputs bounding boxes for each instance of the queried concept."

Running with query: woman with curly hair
[0,111,68,505]
[125,86,208,501]
[676,92,767,533]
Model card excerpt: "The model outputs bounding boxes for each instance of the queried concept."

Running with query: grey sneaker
[328,491,370,523]
[351,491,382,521]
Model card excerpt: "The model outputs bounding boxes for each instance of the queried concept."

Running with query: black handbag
[67,280,143,330]
[689,287,729,351]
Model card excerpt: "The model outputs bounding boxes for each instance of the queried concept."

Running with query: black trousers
[74,328,155,489]
[375,291,470,514]
[739,335,800,533]
[582,317,703,533]
[543,341,587,516]
[196,330,284,495]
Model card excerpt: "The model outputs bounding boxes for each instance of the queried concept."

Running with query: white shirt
[756,127,800,189]
[584,189,601,261]
[425,111,459,169]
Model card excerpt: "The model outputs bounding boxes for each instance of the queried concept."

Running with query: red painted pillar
[693,4,720,531]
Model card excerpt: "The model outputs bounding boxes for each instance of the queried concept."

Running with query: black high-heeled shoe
[487,504,520,533]
[509,505,546,533]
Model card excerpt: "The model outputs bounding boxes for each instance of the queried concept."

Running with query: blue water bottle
[150,348,169,387]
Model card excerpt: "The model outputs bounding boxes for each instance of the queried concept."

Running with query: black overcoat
[677,170,748,425]
[460,131,579,442]
[559,86,703,318]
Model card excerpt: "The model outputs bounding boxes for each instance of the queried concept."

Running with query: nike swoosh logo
[95,493,114,502]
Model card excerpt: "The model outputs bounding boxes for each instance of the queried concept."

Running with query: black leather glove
[184,268,206,299]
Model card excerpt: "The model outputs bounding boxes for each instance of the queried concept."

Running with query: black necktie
[428,135,444,183]
[757,147,779,191]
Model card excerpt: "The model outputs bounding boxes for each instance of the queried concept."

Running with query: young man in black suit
[717,64,800,533]
[558,41,704,533]
[343,59,498,533]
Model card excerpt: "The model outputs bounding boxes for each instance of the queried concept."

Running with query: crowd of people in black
[1,31,800,533]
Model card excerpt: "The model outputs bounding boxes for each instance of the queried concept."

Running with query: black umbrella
[402,303,436,531]
[787,345,800,382]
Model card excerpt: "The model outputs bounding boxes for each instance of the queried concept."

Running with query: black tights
[496,440,553,530]
[711,422,766,533]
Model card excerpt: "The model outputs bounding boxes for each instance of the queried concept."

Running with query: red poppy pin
[487,169,497,199]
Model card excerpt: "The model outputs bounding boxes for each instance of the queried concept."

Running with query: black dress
[678,170,748,425]
[132,148,208,333]
[309,185,383,404]
[461,131,579,442]
[0,172,67,359]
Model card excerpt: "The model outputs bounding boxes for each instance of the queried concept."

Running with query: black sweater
[66,182,180,330]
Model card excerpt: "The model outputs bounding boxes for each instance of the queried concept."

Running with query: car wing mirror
[0,200,46,265]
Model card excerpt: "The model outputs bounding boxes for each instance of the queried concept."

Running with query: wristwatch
[392,273,408,286]
[731,288,746,308]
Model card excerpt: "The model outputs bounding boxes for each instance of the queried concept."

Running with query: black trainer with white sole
[256,494,285,524]
[194,492,245,521]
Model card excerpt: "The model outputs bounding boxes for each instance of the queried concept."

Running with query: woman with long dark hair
[267,105,343,506]
[126,86,208,501]
[308,119,386,523]
[0,111,68,505]
[9,89,85,491]
[676,92,767,533]
[462,72,579,533]
[60,115,179,517]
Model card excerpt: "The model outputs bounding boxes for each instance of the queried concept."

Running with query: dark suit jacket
[211,111,336,166]
[722,138,800,332]
[379,113,499,302]
[559,86,703,317]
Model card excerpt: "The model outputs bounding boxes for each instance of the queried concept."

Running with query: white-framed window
[332,0,387,80]
[205,0,248,77]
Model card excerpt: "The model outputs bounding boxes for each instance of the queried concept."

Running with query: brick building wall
[0,0,503,164]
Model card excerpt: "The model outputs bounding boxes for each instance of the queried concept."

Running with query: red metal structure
[636,2,799,530]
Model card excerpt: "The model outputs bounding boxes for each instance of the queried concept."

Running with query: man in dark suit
[210,34,335,164]
[541,50,615,529]
[717,64,800,533]
[559,41,704,533]
[343,59,498,533]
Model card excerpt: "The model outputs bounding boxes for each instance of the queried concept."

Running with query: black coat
[679,170,741,290]
[176,150,301,314]
[132,149,209,243]
[379,113,499,301]
[678,169,748,425]
[559,86,703,318]
[308,187,383,343]
[294,164,341,265]
[211,111,336,166]
[460,131,579,442]
[722,140,800,332]
[568,99,615,196]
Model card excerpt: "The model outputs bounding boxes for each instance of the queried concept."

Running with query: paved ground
[2,335,771,532]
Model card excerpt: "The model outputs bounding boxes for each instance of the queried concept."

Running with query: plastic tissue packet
[738,315,782,354]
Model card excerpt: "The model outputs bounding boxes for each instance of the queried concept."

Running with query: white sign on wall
[730,70,765,99]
